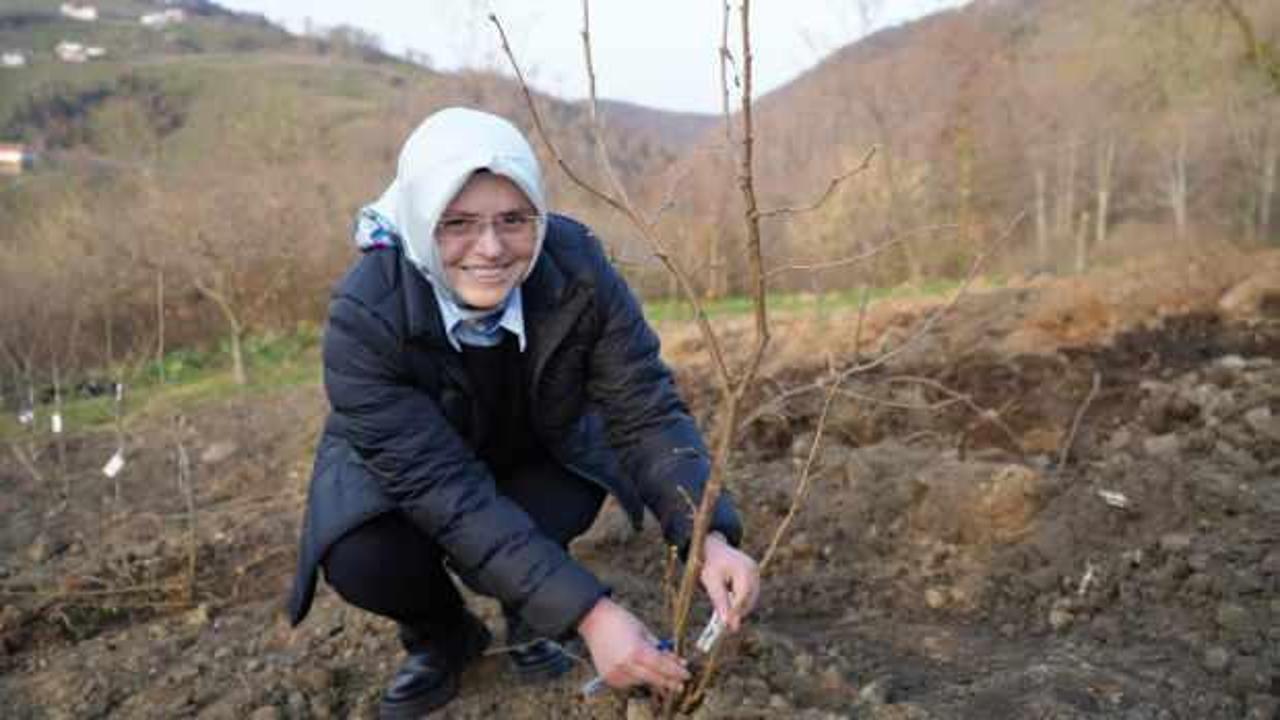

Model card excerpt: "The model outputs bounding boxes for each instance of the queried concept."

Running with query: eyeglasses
[436,211,541,240]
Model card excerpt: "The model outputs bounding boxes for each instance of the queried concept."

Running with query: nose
[472,222,503,257]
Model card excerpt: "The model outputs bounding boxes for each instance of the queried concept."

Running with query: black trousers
[321,458,606,643]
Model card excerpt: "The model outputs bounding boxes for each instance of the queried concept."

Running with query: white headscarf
[359,107,547,308]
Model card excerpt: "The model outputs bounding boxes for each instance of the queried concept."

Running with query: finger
[629,660,685,694]
[733,563,761,616]
[604,665,639,690]
[702,571,733,625]
[634,646,691,691]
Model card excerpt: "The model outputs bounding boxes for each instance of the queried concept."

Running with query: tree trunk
[1056,137,1077,247]
[1094,137,1115,248]
[1167,126,1189,239]
[104,310,114,369]
[1035,166,1049,271]
[155,269,166,384]
[882,149,920,284]
[229,320,246,387]
[1075,211,1091,274]
[705,228,727,300]
[52,362,67,499]
[193,274,248,386]
[1261,132,1276,241]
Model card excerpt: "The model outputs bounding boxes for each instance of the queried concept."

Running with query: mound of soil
[1,259,1277,719]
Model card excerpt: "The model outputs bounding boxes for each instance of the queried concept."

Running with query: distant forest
[0,0,1276,383]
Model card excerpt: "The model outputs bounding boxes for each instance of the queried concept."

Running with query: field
[0,248,1277,719]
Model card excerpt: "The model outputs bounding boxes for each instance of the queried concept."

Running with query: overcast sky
[217,1,966,114]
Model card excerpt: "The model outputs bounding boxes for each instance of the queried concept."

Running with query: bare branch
[669,0,772,667]
[737,211,1026,434]
[688,363,845,711]
[884,376,1026,458]
[766,224,960,279]
[759,372,843,575]
[492,10,736,397]
[734,0,771,402]
[1056,370,1102,471]
[488,13,626,216]
[649,149,706,231]
[580,0,638,212]
[835,209,1026,378]
[718,0,739,167]
[9,441,46,486]
[764,235,905,280]
[758,146,877,219]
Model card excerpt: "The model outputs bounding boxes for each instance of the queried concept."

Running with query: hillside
[658,0,1279,296]
[0,0,708,385]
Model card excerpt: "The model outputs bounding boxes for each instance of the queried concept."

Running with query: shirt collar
[431,284,527,352]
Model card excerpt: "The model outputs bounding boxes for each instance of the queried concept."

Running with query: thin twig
[764,236,904,279]
[491,10,735,398]
[0,582,186,598]
[1057,370,1102,471]
[662,544,679,622]
[737,211,1025,433]
[580,0,636,212]
[764,223,960,279]
[173,415,197,605]
[760,376,842,574]
[670,0,768,672]
[688,367,845,710]
[650,150,707,231]
[489,13,621,216]
[758,146,877,219]
[9,441,46,485]
[884,376,1026,457]
[718,0,739,168]
[852,281,872,364]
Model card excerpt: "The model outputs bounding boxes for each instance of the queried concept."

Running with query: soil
[1,252,1278,719]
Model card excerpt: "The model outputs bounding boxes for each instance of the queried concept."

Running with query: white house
[1,52,27,68]
[59,3,98,22]
[0,144,33,175]
[141,9,187,28]
[54,41,106,63]
[55,41,86,62]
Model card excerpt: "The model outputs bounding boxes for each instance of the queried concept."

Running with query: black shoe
[380,613,491,719]
[504,611,575,683]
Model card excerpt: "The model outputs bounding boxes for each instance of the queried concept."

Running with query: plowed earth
[2,253,1277,719]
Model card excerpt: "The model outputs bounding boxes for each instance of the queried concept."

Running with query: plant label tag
[696,611,726,653]
[114,383,124,402]
[103,449,125,478]
[51,413,63,434]
[18,409,34,425]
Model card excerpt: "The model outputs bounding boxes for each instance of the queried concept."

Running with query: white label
[1097,489,1131,509]
[114,383,124,402]
[102,449,125,478]
[18,409,34,425]
[696,611,726,653]
[51,413,63,434]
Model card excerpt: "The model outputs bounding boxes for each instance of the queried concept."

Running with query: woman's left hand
[699,532,760,633]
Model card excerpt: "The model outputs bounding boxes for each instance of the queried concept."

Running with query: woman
[286,107,759,718]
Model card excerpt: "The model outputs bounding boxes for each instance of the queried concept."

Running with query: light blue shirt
[431,284,527,352]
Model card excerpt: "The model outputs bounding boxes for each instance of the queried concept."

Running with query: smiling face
[435,172,539,310]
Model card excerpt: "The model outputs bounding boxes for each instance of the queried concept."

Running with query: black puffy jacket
[287,214,742,638]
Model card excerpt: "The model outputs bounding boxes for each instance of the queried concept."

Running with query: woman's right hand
[577,597,690,693]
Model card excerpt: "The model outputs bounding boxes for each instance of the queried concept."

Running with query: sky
[217,0,967,114]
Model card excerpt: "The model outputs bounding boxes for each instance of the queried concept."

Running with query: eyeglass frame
[434,211,543,241]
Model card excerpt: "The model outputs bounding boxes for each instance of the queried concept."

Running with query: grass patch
[0,325,322,441]
[642,279,969,323]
